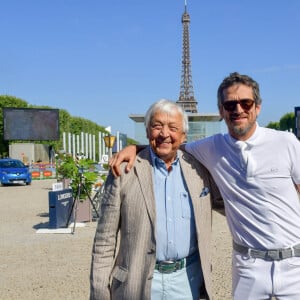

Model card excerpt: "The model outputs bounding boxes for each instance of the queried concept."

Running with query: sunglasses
[222,99,255,112]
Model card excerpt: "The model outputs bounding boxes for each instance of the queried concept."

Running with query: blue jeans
[151,258,203,300]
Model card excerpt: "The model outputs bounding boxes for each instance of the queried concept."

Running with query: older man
[90,99,221,300]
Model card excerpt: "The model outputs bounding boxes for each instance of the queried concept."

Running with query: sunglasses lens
[223,101,237,111]
[240,100,255,110]
[223,99,254,111]
[223,102,236,111]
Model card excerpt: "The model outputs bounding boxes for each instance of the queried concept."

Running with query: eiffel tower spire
[176,0,198,113]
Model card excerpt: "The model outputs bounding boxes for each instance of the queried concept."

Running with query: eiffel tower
[130,1,221,143]
[176,0,198,113]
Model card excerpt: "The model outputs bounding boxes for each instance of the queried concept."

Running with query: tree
[127,137,139,145]
[279,112,294,131]
[266,121,280,130]
[265,112,295,132]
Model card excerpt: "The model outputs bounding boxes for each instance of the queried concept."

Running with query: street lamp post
[103,134,116,160]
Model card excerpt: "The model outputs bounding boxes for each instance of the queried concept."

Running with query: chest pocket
[181,192,192,219]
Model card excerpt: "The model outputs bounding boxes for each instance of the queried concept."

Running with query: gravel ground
[0,179,232,300]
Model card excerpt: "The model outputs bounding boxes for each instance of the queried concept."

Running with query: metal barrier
[30,163,56,180]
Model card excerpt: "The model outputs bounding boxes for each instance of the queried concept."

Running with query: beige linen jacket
[90,147,221,300]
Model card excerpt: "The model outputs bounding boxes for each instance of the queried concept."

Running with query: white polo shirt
[186,125,300,249]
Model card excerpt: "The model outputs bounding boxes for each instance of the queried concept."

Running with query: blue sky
[1,0,299,138]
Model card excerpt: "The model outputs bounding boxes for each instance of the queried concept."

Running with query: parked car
[0,158,32,186]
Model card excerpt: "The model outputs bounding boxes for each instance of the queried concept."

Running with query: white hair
[144,99,189,133]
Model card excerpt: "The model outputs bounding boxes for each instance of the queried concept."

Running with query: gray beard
[232,120,256,138]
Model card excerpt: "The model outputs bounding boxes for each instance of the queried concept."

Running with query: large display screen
[3,108,60,141]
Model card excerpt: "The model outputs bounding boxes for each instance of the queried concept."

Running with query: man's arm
[110,144,188,177]
[109,145,146,177]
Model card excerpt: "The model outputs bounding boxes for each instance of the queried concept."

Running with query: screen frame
[3,107,60,141]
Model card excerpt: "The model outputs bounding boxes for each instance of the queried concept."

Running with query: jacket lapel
[134,147,156,227]
[179,150,205,214]
[179,150,214,253]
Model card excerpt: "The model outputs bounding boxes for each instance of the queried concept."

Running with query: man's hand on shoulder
[109,145,139,177]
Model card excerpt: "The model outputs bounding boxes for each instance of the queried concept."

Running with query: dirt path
[0,179,232,300]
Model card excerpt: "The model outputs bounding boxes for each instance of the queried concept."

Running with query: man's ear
[219,106,225,120]
[180,132,187,144]
[255,104,261,117]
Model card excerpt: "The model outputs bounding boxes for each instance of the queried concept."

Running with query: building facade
[130,113,221,144]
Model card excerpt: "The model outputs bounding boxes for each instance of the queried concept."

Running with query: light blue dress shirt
[149,148,197,261]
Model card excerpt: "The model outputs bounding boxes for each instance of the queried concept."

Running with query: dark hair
[217,72,262,110]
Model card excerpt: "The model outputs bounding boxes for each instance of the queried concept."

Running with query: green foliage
[56,155,78,179]
[127,137,139,145]
[266,112,295,132]
[0,95,28,108]
[279,112,294,131]
[57,156,97,200]
[59,109,72,133]
[102,163,109,170]
[266,121,280,130]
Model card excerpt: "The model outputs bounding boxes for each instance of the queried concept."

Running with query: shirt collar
[227,122,261,148]
[149,147,179,169]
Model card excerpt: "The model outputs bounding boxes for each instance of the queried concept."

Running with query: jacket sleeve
[208,172,224,210]
[90,170,121,300]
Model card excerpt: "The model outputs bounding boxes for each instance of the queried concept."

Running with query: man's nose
[233,102,244,113]
[159,125,170,136]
